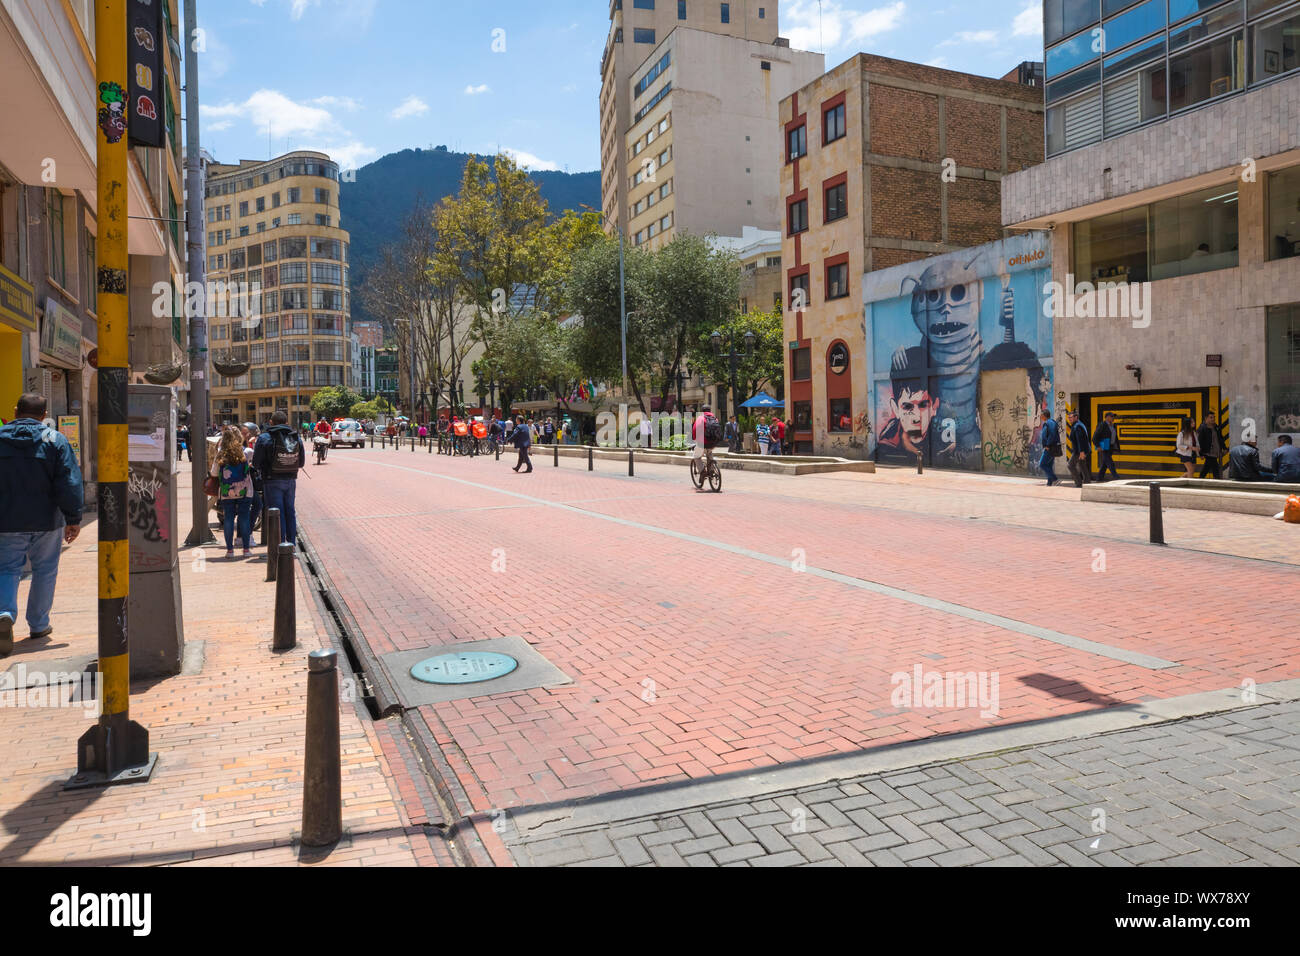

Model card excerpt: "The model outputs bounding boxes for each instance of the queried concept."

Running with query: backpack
[222,461,248,485]
[269,430,301,477]
[703,414,723,444]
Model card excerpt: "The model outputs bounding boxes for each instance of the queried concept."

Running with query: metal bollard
[381,436,386,449]
[273,543,297,650]
[554,443,559,467]
[369,434,373,448]
[428,435,432,453]
[588,445,593,472]
[628,448,634,477]
[411,435,415,453]
[301,648,342,847]
[1149,482,1166,545]
[265,508,281,582]
[495,441,500,461]
[917,452,924,475]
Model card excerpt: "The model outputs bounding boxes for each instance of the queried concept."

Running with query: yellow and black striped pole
[72,0,153,787]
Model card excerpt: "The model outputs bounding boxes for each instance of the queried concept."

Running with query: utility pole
[184,0,213,547]
[74,0,154,787]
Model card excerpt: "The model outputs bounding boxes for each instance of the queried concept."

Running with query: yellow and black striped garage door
[1080,387,1227,479]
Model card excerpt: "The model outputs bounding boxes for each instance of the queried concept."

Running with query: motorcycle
[313,435,329,465]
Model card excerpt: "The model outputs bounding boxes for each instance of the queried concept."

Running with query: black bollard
[917,452,924,475]
[495,441,500,461]
[265,508,281,582]
[427,434,432,453]
[301,648,342,847]
[629,448,634,477]
[273,543,297,650]
[588,446,593,472]
[1149,483,1166,545]
[554,443,559,467]
[369,434,373,448]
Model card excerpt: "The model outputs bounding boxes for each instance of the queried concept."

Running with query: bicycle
[690,448,722,492]
[478,437,498,457]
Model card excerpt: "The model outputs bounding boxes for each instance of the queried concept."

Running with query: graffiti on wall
[866,235,1053,473]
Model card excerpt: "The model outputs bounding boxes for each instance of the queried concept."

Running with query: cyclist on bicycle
[693,405,722,483]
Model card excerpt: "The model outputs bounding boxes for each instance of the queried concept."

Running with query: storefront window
[1074,205,1149,282]
[1267,165,1300,260]
[793,400,812,431]
[1267,303,1300,433]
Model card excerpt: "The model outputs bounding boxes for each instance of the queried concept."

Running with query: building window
[1268,166,1300,261]
[272,192,281,208]
[1267,303,1300,433]
[1072,181,1239,283]
[1045,0,1102,47]
[1169,29,1244,112]
[1047,91,1102,155]
[633,0,655,7]
[826,262,849,299]
[634,27,656,43]
[789,273,810,310]
[824,102,846,144]
[829,397,852,432]
[792,347,811,381]
[660,181,672,199]
[660,213,672,232]
[721,2,730,24]
[315,188,330,205]
[287,188,301,204]
[788,125,807,161]
[257,222,266,233]
[679,0,686,18]
[788,199,808,234]
[316,215,331,227]
[825,181,847,222]
[239,226,250,237]
[46,190,66,288]
[287,213,302,225]
[1252,6,1300,84]
[239,201,249,217]
[636,52,671,97]
[84,230,97,313]
[312,262,343,285]
[281,236,308,259]
[256,197,265,213]
[759,6,765,18]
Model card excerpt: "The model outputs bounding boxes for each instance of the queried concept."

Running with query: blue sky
[194,0,1045,175]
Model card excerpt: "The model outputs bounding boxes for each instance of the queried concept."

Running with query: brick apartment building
[779,54,1043,456]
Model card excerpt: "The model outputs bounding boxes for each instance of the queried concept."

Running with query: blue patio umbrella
[740,391,782,409]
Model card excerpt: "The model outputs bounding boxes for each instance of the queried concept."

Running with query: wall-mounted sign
[1205,354,1223,368]
[58,416,81,455]
[0,262,36,333]
[828,342,849,375]
[40,298,83,369]
[128,0,165,148]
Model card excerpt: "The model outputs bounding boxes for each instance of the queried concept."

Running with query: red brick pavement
[0,469,454,866]
[298,448,1299,816]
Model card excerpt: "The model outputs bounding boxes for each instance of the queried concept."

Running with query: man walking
[1038,408,1062,486]
[0,394,82,656]
[725,414,739,454]
[1197,412,1225,479]
[253,410,306,545]
[1066,409,1092,488]
[508,415,533,473]
[1094,412,1122,481]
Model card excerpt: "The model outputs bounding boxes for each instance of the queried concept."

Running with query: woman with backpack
[210,425,255,558]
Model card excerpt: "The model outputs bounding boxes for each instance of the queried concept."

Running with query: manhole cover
[410,652,519,685]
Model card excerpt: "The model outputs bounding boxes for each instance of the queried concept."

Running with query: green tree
[310,385,363,422]
[686,307,785,416]
[350,396,395,421]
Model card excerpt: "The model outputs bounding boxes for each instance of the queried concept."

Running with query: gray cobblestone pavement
[505,701,1300,867]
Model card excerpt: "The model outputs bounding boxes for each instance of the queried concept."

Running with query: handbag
[203,475,220,496]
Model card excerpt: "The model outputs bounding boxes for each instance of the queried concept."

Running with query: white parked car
[331,419,363,448]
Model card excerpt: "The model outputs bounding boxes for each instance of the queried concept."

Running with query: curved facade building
[205,150,351,427]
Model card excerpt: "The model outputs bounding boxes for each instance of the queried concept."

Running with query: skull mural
[902,253,984,464]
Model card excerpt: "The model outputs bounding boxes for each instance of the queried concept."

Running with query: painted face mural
[905,256,983,463]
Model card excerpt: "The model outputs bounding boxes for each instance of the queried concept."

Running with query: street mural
[865,234,1053,473]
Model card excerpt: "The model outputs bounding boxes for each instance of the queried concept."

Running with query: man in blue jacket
[0,394,83,656]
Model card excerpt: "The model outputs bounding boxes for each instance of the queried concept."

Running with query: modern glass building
[1044,0,1300,156]
[205,151,351,428]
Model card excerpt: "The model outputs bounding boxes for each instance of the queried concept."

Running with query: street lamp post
[711,323,758,435]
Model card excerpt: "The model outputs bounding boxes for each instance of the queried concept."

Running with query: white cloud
[313,95,362,112]
[464,84,491,96]
[390,95,429,120]
[939,29,1000,47]
[298,140,378,171]
[253,0,376,29]
[1012,2,1042,38]
[782,0,906,53]
[201,89,339,139]
[924,56,948,69]
[206,119,235,132]
[500,148,560,172]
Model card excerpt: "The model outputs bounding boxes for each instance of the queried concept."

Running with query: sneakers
[242,548,252,557]
[30,627,53,641]
[226,549,235,559]
[0,616,12,658]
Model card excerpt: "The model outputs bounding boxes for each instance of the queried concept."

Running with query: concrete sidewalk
[0,469,454,866]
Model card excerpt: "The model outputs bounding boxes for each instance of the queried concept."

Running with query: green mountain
[340,146,601,327]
